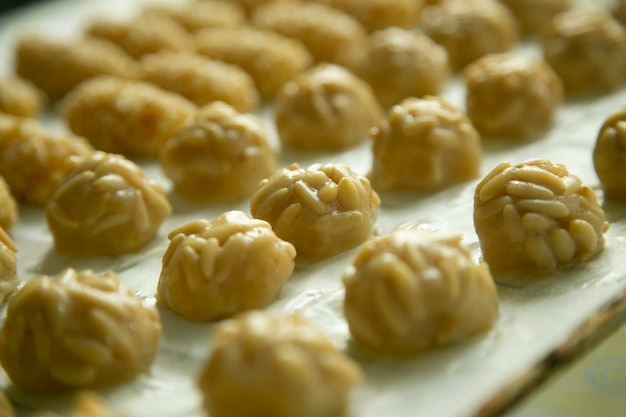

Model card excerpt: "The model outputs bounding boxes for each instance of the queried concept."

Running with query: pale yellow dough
[251,2,369,69]
[0,227,17,306]
[86,14,194,60]
[309,0,423,33]
[356,27,450,109]
[0,176,18,230]
[275,63,382,151]
[0,269,161,393]
[541,8,626,96]
[369,96,482,192]
[196,26,312,99]
[0,76,44,117]
[46,152,171,256]
[593,107,626,200]
[157,211,296,321]
[421,0,518,70]
[61,76,196,158]
[250,163,380,263]
[344,228,498,354]
[474,159,609,273]
[198,312,362,417]
[15,35,139,100]
[139,52,259,112]
[464,53,563,138]
[499,0,571,36]
[0,115,93,205]
[141,1,245,33]
[160,102,276,203]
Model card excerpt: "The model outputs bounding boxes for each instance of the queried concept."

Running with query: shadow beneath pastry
[166,191,251,218]
[155,303,216,359]
[27,237,167,277]
[602,198,626,223]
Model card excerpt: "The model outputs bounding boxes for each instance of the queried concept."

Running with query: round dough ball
[198,311,362,417]
[0,176,18,231]
[369,96,482,192]
[86,14,195,60]
[0,227,17,306]
[46,152,172,256]
[275,63,382,152]
[309,0,423,33]
[251,2,369,69]
[157,211,296,321]
[250,163,380,263]
[15,35,139,100]
[139,51,259,112]
[196,26,312,99]
[421,0,519,70]
[593,107,626,199]
[61,76,196,158]
[0,268,161,393]
[0,76,44,117]
[474,159,609,273]
[464,53,563,138]
[160,102,276,203]
[356,27,450,109]
[498,0,571,36]
[541,8,626,96]
[0,115,94,205]
[344,228,498,354]
[141,1,245,33]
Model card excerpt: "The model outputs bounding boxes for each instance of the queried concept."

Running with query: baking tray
[1,1,626,416]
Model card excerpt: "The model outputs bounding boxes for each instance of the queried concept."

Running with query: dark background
[0,0,46,14]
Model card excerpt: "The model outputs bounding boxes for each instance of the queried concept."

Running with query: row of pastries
[0,0,625,416]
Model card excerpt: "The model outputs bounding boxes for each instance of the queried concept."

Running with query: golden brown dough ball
[498,0,571,36]
[251,163,380,263]
[474,159,609,273]
[369,96,481,192]
[0,77,44,117]
[0,227,17,306]
[15,35,139,100]
[593,107,626,200]
[198,312,362,417]
[157,211,296,321]
[46,152,171,256]
[61,76,196,158]
[344,228,498,354]
[541,8,626,96]
[196,26,312,99]
[139,51,259,112]
[0,115,93,205]
[355,28,450,109]
[464,53,563,138]
[421,0,518,71]
[141,0,245,33]
[0,268,161,393]
[160,102,276,203]
[251,2,369,69]
[0,176,18,231]
[85,14,195,60]
[309,0,423,33]
[275,63,382,152]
